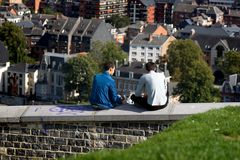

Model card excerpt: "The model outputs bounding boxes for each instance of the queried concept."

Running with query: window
[116,70,120,77]
[129,72,134,79]
[148,53,153,57]
[19,74,22,78]
[132,58,137,61]
[148,59,153,62]
[141,58,144,62]
[19,79,22,86]
[141,46,145,49]
[156,47,160,50]
[148,47,153,50]
[141,52,144,56]
[132,52,137,56]
[132,46,137,49]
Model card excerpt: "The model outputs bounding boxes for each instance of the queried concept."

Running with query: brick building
[79,0,128,19]
[128,0,155,24]
[155,0,175,24]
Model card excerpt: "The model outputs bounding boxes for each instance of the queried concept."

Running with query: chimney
[34,0,41,14]
[115,60,119,68]
[123,58,127,65]
[128,61,132,67]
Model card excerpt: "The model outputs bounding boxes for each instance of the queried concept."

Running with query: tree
[106,15,130,28]
[62,54,98,102]
[0,22,28,63]
[175,60,217,102]
[222,51,240,75]
[89,41,127,68]
[168,39,220,102]
[167,39,203,81]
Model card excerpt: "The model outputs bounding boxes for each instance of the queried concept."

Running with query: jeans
[130,93,169,111]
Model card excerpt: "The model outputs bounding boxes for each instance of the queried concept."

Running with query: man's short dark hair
[145,62,156,71]
[103,61,115,71]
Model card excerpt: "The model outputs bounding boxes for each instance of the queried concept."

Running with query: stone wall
[0,121,173,159]
[1,102,239,159]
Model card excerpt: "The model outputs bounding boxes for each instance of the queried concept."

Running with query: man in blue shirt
[89,61,125,109]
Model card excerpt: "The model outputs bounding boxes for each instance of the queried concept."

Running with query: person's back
[142,71,167,106]
[89,61,123,109]
[131,62,169,110]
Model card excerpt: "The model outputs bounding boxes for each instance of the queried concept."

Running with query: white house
[129,33,176,63]
[4,63,39,96]
[0,41,10,93]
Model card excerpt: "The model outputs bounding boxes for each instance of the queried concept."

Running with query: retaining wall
[0,102,239,159]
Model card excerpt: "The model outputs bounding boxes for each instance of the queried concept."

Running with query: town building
[113,61,171,100]
[129,24,176,63]
[4,63,39,97]
[79,0,128,19]
[35,50,79,101]
[35,17,113,56]
[155,0,175,24]
[0,41,10,93]
[224,9,240,27]
[128,0,155,24]
[221,74,240,102]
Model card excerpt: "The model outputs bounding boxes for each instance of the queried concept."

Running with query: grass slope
[66,106,240,160]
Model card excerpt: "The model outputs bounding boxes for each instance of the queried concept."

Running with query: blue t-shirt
[89,71,122,109]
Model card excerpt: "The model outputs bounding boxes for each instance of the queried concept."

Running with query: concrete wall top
[0,102,240,123]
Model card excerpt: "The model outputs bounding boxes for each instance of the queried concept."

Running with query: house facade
[128,0,155,24]
[221,74,240,102]
[129,31,176,63]
[0,41,10,93]
[35,50,78,101]
[155,0,175,24]
[4,63,38,97]
[36,17,113,55]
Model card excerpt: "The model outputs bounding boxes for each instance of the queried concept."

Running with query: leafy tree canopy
[168,39,220,102]
[89,41,127,69]
[175,60,218,102]
[106,15,130,28]
[222,51,240,75]
[0,22,28,64]
[167,39,203,81]
[62,54,98,102]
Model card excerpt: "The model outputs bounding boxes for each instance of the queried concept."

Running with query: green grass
[66,106,240,160]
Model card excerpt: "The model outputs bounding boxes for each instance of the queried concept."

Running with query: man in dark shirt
[89,61,125,109]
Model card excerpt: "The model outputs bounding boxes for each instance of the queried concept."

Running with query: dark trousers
[130,93,169,111]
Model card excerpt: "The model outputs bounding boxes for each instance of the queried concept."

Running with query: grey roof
[156,0,176,3]
[191,34,240,52]
[174,3,197,13]
[47,18,68,34]
[128,21,145,29]
[116,62,148,79]
[16,20,34,28]
[131,33,169,46]
[31,27,45,36]
[206,6,223,15]
[8,63,38,73]
[179,25,229,37]
[73,18,103,37]
[143,24,158,34]
[222,25,240,37]
[226,10,240,18]
[0,41,9,63]
[140,0,155,6]
[60,17,78,35]
[8,63,27,73]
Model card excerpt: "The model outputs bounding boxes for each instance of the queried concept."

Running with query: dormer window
[129,72,134,79]
[116,70,120,77]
